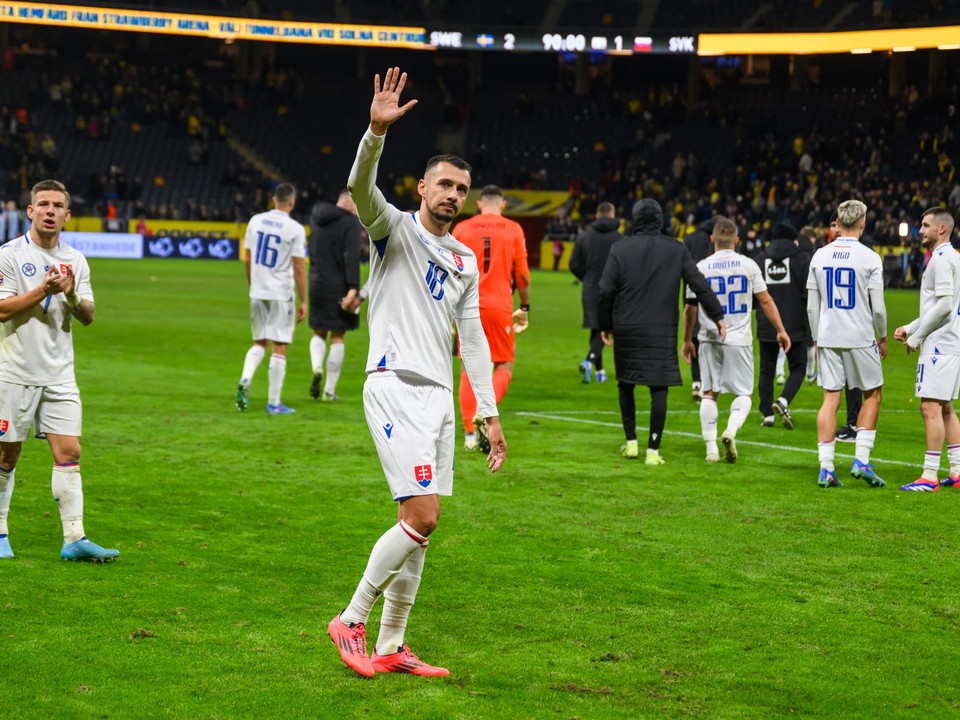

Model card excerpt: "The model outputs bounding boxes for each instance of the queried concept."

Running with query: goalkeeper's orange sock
[493,368,512,403]
[459,371,477,433]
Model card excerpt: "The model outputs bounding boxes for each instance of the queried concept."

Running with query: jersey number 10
[254,232,281,268]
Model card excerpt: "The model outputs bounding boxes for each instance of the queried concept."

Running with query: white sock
[325,343,345,396]
[52,463,84,543]
[267,354,286,406]
[0,465,14,536]
[819,440,836,472]
[700,396,718,454]
[309,335,326,375]
[377,542,428,655]
[855,429,876,464]
[240,344,266,387]
[726,395,752,436]
[922,451,941,481]
[341,521,426,626]
[948,443,960,476]
[806,346,816,375]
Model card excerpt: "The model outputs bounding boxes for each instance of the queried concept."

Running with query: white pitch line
[515,411,917,468]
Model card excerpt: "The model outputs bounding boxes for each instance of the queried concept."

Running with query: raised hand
[370,67,418,135]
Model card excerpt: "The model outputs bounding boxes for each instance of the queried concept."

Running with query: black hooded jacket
[308,202,362,298]
[683,217,718,264]
[569,215,623,329]
[597,199,724,386]
[755,237,811,343]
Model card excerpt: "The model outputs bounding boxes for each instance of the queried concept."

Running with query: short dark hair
[424,154,472,176]
[479,184,503,199]
[31,179,70,208]
[922,206,955,232]
[273,183,296,204]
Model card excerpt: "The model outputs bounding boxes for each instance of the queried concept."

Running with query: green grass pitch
[1,258,958,719]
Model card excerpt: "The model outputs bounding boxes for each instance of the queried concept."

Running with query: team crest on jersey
[0,419,7,436]
[451,252,464,272]
[21,263,36,277]
[414,464,433,488]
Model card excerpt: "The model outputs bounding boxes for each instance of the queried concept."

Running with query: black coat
[755,238,811,343]
[597,200,724,386]
[569,216,623,329]
[682,218,717,264]
[308,202,362,296]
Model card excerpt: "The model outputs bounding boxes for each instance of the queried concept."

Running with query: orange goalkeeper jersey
[453,213,530,313]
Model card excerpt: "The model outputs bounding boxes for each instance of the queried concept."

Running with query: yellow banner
[465,189,570,217]
[700,26,960,55]
[0,2,428,47]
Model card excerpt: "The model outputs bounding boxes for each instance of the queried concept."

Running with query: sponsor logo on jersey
[0,419,7,436]
[383,422,393,439]
[451,252,464,272]
[414,464,433,487]
[21,263,36,277]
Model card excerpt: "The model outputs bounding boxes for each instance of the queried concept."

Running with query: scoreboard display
[428,30,698,55]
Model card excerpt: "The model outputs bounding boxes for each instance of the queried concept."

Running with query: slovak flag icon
[0,419,8,436]
[414,464,433,488]
[451,252,464,272]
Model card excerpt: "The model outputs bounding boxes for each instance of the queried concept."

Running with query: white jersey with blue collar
[348,129,488,399]
[806,237,883,348]
[244,209,306,301]
[689,248,766,346]
[918,242,960,354]
[0,233,93,385]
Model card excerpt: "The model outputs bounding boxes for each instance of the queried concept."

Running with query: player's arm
[61,265,94,326]
[755,290,791,352]
[457,314,506,471]
[682,302,697,363]
[869,287,888,359]
[347,68,417,235]
[512,239,531,333]
[293,256,307,323]
[680,249,725,332]
[0,264,69,322]
[596,250,618,340]
[806,285,821,343]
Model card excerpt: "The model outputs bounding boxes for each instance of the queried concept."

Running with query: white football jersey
[349,130,485,395]
[918,242,960,354]
[688,249,766,346]
[244,209,306,300]
[806,237,884,348]
[0,234,93,385]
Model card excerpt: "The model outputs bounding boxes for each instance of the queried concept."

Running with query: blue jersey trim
[373,236,389,260]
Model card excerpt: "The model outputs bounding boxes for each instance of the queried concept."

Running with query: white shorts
[0,381,82,442]
[915,353,960,401]
[250,298,295,344]
[699,342,754,396]
[363,371,455,501]
[817,345,883,392]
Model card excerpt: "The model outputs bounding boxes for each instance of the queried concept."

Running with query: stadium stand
[0,6,958,249]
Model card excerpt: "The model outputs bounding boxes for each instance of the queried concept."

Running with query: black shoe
[310,372,322,399]
[835,424,858,442]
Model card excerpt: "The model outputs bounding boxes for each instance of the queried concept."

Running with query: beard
[427,202,459,225]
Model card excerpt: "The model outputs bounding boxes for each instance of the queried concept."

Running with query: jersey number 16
[254,232,281,268]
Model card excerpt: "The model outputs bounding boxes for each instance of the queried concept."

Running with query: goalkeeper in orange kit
[453,185,530,452]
